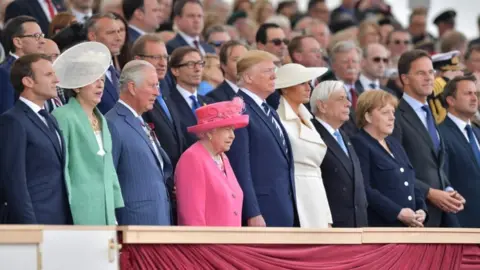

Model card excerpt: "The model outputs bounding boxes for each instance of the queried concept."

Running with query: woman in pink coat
[175,97,249,226]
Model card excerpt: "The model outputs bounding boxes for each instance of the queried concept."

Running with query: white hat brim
[275,66,328,89]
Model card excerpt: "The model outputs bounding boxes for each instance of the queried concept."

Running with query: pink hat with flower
[187,97,249,134]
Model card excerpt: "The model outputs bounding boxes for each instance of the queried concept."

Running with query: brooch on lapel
[97,149,106,156]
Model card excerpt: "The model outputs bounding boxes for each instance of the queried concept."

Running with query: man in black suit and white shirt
[392,49,465,227]
[356,43,396,95]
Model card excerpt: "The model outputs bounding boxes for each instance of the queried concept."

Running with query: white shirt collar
[315,116,337,136]
[359,73,380,90]
[240,88,264,108]
[119,99,140,118]
[128,24,146,36]
[402,93,427,111]
[342,82,355,91]
[19,96,43,113]
[9,52,19,59]
[225,79,239,93]
[71,7,92,23]
[178,30,200,46]
[448,112,471,131]
[176,84,198,109]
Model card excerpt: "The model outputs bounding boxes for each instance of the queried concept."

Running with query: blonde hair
[251,0,273,25]
[202,54,222,84]
[236,50,276,83]
[355,90,398,128]
[310,80,345,115]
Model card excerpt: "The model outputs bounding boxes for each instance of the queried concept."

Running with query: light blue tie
[333,130,349,156]
[157,90,172,122]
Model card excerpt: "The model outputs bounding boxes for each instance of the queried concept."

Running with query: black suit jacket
[165,34,215,55]
[169,86,214,147]
[355,79,397,96]
[392,99,457,227]
[207,80,237,102]
[5,0,66,37]
[439,117,480,228]
[312,118,368,227]
[0,101,72,224]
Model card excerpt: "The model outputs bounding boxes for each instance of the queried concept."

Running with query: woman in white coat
[275,63,332,228]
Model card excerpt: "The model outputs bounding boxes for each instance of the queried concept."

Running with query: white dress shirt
[177,85,198,109]
[128,24,146,36]
[448,113,480,149]
[225,79,240,93]
[71,7,92,24]
[342,82,355,102]
[359,73,380,90]
[38,0,57,22]
[315,116,337,138]
[402,93,429,128]
[20,97,62,146]
[178,30,206,55]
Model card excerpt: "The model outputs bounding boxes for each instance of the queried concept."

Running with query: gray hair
[119,60,155,92]
[310,80,345,115]
[304,19,329,35]
[330,40,362,64]
[85,13,117,34]
[204,24,229,41]
[265,15,291,31]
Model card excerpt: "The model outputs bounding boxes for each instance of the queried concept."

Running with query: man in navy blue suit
[439,75,480,227]
[207,40,248,102]
[122,0,165,44]
[106,60,172,225]
[226,50,297,227]
[166,0,215,55]
[0,54,71,224]
[85,13,123,114]
[1,16,45,114]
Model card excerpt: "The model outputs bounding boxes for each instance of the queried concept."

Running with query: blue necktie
[261,102,288,156]
[421,105,440,151]
[333,130,349,156]
[157,91,172,122]
[108,65,120,93]
[190,95,201,115]
[465,124,480,166]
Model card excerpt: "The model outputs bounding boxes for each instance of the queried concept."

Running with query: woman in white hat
[52,42,124,225]
[275,63,332,228]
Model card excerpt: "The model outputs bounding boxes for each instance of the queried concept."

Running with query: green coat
[52,98,124,225]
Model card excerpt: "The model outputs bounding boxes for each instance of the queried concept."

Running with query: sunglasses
[394,39,411,45]
[372,57,389,64]
[209,41,224,47]
[268,38,289,46]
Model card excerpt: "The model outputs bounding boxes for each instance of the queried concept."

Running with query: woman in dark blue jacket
[351,90,427,227]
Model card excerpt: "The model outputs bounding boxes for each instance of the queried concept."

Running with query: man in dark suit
[166,0,215,55]
[310,81,368,227]
[256,23,288,65]
[0,54,71,224]
[4,0,66,37]
[356,43,396,96]
[438,75,480,228]
[0,16,45,114]
[107,60,172,225]
[227,50,297,227]
[85,13,122,114]
[207,40,248,102]
[122,0,164,44]
[168,47,214,147]
[392,49,465,227]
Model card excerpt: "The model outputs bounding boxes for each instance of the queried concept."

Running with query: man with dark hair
[166,0,214,55]
[122,0,164,43]
[0,16,45,114]
[168,46,214,146]
[433,10,456,39]
[0,53,72,225]
[208,40,248,102]
[256,23,288,64]
[4,0,66,36]
[307,0,329,24]
[438,75,480,228]
[393,49,465,227]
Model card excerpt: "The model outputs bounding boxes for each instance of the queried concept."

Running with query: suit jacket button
[232,194,236,199]
[3,202,6,206]
[404,181,409,186]
[234,211,238,216]
[400,168,404,173]
[408,196,412,201]
[343,187,347,192]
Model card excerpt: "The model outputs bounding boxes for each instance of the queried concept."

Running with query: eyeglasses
[209,41,224,48]
[176,60,206,69]
[138,54,170,61]
[268,38,289,46]
[17,33,45,41]
[394,39,410,45]
[372,57,389,64]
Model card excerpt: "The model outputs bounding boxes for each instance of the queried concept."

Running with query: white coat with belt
[277,96,332,228]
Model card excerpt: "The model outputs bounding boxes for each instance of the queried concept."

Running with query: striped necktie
[261,102,288,155]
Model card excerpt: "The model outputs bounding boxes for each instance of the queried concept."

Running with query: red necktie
[350,88,358,109]
[45,0,56,20]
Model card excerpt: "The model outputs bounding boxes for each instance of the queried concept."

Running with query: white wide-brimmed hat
[53,41,112,89]
[274,63,328,89]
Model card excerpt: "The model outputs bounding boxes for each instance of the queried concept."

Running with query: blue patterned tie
[465,124,480,166]
[261,102,288,155]
[421,105,440,151]
[157,90,172,122]
[333,130,349,156]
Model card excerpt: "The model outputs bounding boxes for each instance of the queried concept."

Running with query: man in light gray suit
[106,60,173,225]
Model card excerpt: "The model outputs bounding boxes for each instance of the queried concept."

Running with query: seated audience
[175,97,249,226]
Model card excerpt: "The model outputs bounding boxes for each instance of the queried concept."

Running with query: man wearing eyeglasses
[357,43,396,96]
[256,23,289,65]
[168,47,214,147]
[0,16,45,114]
[387,29,412,66]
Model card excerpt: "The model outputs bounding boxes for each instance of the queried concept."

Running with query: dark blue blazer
[351,130,428,227]
[439,117,480,228]
[0,101,71,224]
[165,34,215,55]
[106,102,172,225]
[4,0,66,37]
[226,90,297,227]
[0,55,16,114]
[168,86,214,147]
[207,80,237,102]
[127,25,142,44]
[97,73,119,114]
[355,80,397,96]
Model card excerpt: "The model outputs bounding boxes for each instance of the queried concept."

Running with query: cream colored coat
[277,97,332,228]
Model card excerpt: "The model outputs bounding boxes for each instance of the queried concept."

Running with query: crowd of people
[0,0,479,229]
